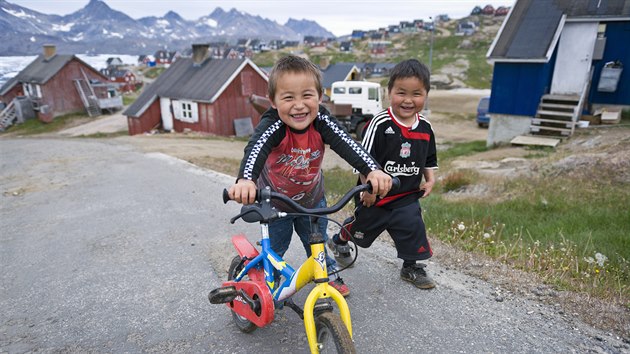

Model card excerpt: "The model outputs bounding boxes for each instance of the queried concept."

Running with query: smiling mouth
[291,113,309,120]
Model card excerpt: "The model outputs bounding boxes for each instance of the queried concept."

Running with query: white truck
[329,81,382,140]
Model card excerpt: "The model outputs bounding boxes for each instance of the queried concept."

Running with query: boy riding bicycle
[228,55,392,296]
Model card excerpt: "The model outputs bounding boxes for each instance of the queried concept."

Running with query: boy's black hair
[387,59,431,94]
[267,55,323,101]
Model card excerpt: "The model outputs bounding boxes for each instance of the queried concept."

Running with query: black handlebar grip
[391,176,401,191]
[366,176,401,194]
[222,189,231,204]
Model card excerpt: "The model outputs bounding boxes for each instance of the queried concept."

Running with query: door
[159,97,173,131]
[551,22,598,95]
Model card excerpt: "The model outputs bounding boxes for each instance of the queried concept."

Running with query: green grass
[122,95,137,106]
[5,113,87,135]
[323,141,630,304]
[77,131,129,138]
[438,140,488,160]
[143,67,166,79]
[423,173,629,300]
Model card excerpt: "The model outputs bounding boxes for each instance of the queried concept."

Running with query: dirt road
[2,137,627,353]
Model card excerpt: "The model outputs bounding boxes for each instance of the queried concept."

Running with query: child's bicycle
[208,181,394,353]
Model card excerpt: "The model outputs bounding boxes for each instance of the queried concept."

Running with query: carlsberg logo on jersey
[384,161,422,176]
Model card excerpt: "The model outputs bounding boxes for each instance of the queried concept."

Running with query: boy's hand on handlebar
[360,191,377,207]
[228,179,257,204]
[365,170,392,198]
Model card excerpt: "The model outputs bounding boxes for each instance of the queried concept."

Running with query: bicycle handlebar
[222,177,400,222]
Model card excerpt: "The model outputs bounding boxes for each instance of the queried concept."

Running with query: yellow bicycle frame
[300,242,353,354]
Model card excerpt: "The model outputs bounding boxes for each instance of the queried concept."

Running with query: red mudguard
[223,234,274,327]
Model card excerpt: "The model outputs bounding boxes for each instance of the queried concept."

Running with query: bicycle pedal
[208,286,237,304]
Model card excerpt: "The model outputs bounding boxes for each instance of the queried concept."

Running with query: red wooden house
[0,45,122,128]
[124,44,268,136]
[102,68,138,93]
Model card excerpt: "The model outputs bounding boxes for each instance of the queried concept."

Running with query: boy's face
[389,77,427,122]
[271,71,322,131]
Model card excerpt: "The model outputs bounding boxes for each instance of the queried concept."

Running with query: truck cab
[330,81,382,139]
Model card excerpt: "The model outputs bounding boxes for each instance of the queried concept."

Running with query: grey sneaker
[400,263,436,289]
[326,238,354,268]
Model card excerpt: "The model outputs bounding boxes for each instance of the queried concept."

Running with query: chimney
[191,44,209,67]
[43,44,56,61]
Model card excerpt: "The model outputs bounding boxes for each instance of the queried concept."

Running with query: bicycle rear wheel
[228,255,257,333]
[315,312,356,353]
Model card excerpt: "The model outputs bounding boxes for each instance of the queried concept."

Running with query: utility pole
[424,16,435,115]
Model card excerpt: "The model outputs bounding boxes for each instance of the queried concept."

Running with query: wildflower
[457,222,465,231]
[584,256,595,264]
[595,253,608,267]
[534,240,540,247]
[483,233,491,239]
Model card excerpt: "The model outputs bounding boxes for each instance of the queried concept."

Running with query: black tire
[314,312,356,354]
[355,121,367,141]
[227,255,257,333]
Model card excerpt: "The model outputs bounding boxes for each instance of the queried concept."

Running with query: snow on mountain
[0,0,334,55]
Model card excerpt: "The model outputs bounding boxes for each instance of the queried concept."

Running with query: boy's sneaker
[400,263,436,289]
[329,277,350,297]
[326,238,354,268]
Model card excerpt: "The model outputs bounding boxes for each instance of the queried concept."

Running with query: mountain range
[0,0,335,56]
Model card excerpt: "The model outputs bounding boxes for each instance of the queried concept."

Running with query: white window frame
[172,100,198,123]
[22,83,42,98]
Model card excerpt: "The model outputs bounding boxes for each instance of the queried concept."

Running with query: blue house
[351,30,365,39]
[486,0,630,145]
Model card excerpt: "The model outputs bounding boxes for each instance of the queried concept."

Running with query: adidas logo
[385,126,395,134]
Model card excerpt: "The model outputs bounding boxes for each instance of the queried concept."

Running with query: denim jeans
[268,197,337,270]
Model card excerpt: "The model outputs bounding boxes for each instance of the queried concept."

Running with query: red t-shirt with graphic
[238,106,381,209]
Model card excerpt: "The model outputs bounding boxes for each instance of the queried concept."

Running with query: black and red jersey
[237,105,381,208]
[361,107,438,209]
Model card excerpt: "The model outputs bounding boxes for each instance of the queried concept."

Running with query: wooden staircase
[0,100,17,132]
[529,94,581,137]
[74,79,101,117]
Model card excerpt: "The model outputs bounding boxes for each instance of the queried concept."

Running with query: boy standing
[328,59,438,289]
[228,55,392,296]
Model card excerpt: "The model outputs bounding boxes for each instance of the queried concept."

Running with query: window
[597,23,606,38]
[348,87,362,94]
[368,87,379,101]
[173,100,198,123]
[333,87,346,94]
[22,83,41,98]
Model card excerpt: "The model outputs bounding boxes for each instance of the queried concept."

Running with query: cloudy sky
[9,0,515,37]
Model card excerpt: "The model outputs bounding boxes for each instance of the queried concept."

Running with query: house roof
[124,57,267,118]
[487,0,630,62]
[321,63,361,88]
[0,54,107,95]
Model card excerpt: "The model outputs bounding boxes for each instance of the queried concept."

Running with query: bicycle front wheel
[315,312,356,354]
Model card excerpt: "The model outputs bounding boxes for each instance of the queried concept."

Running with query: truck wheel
[355,121,367,141]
